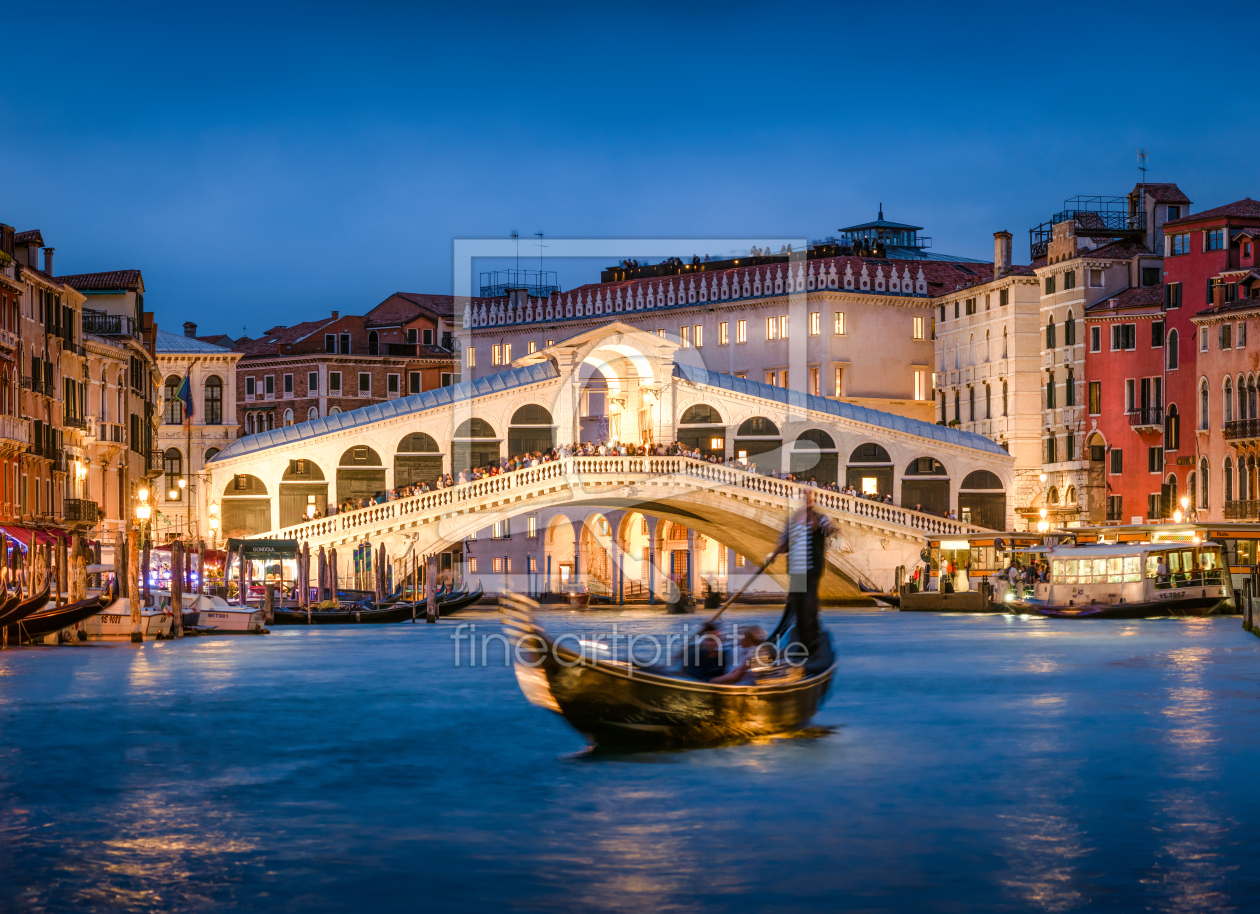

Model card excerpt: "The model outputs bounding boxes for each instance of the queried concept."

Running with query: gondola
[16,583,116,641]
[0,584,52,629]
[428,582,483,616]
[501,594,836,748]
[271,582,484,624]
[0,590,24,626]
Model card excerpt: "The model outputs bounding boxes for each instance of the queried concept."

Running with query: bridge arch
[221,473,270,537]
[280,458,328,527]
[508,405,555,456]
[846,442,893,497]
[337,445,386,508]
[678,402,726,459]
[733,416,781,470]
[395,432,443,488]
[453,418,500,472]
[902,456,950,516]
[959,469,1005,529]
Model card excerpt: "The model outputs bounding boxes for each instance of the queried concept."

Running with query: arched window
[163,448,183,501]
[308,406,318,421]
[1064,310,1075,346]
[1046,371,1056,409]
[283,408,294,426]
[953,337,959,369]
[736,417,778,436]
[1188,471,1197,512]
[265,412,274,431]
[163,375,183,424]
[1240,458,1249,502]
[204,375,223,425]
[1250,375,1258,419]
[850,444,892,463]
[985,383,992,419]
[368,330,379,355]
[985,329,991,362]
[100,368,108,421]
[1002,325,1008,359]
[1239,375,1248,419]
[953,391,960,422]
[1165,404,1179,451]
[1225,457,1234,503]
[246,413,255,435]
[1046,316,1056,350]
[1065,368,1075,406]
[330,406,342,415]
[1047,486,1059,505]
[1203,457,1211,509]
[1225,377,1233,423]
[968,334,975,366]
[1167,474,1178,509]
[1065,485,1076,505]
[939,392,947,423]
[205,447,220,463]
[968,386,975,421]
[1167,329,1179,369]
[1002,381,1008,417]
[1200,378,1209,431]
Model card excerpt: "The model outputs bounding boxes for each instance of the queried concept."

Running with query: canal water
[2,608,1259,912]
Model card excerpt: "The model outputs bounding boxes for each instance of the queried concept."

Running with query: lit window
[736,320,747,343]
[765,371,777,386]
[680,326,690,348]
[467,347,475,368]
[504,343,511,363]
[809,312,820,336]
[913,316,924,340]
[694,324,703,347]
[468,557,478,573]
[492,344,502,365]
[492,558,503,573]
[809,366,819,395]
[528,341,537,354]
[719,322,729,345]
[527,515,537,538]
[914,369,927,401]
[834,312,846,334]
[778,315,788,339]
[766,316,777,341]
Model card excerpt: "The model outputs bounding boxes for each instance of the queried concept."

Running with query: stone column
[645,516,660,605]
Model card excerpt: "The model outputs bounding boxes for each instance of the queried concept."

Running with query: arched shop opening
[453,418,500,471]
[958,470,1005,529]
[508,405,555,456]
[280,458,328,527]
[395,433,443,488]
[733,417,781,471]
[846,443,893,498]
[902,457,950,516]
[677,404,726,460]
[336,445,385,506]
[791,429,838,486]
[221,474,271,537]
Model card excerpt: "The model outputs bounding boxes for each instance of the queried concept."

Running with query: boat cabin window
[1054,555,1140,583]
[1228,540,1254,565]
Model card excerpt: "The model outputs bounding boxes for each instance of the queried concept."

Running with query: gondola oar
[703,548,783,625]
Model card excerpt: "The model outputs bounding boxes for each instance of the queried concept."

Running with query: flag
[177,373,194,423]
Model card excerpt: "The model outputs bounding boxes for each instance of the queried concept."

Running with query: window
[440,373,452,387]
[527,340,537,354]
[545,339,554,347]
[1225,378,1234,422]
[1064,270,1076,291]
[719,321,729,345]
[204,375,223,425]
[324,333,335,352]
[1046,436,1057,464]
[1239,322,1248,348]
[954,301,959,319]
[1046,319,1056,349]
[1002,381,1008,416]
[1221,324,1233,350]
[809,312,820,336]
[834,312,845,335]
[368,331,379,355]
[1111,324,1136,350]
[1206,228,1225,251]
[1148,446,1163,473]
[1200,380,1210,431]
[467,347,475,368]
[914,370,928,401]
[467,557,479,574]
[1168,206,1181,220]
[492,519,511,539]
[408,371,421,394]
[680,325,691,348]
[968,386,975,421]
[163,448,183,500]
[766,317,777,341]
[492,558,503,573]
[1090,325,1101,352]
[1065,369,1075,406]
[1151,320,1165,348]
[1125,379,1135,412]
[1045,371,1056,409]
[1165,282,1182,309]
[492,344,502,365]
[810,366,819,396]
[283,373,293,397]
[1142,267,1160,286]
[1165,404,1180,450]
[339,333,350,355]
[779,315,788,339]
[503,343,511,363]
[965,297,976,315]
[1110,448,1123,474]
[1045,275,1056,295]
[1167,329,1179,369]
[1066,431,1075,461]
[1089,269,1104,288]
[308,372,318,393]
[1089,381,1101,415]
[163,376,183,424]
[283,408,294,426]
[913,316,924,340]
[308,406,318,421]
[736,320,747,343]
[264,375,274,398]
[1064,314,1075,346]
[358,372,370,396]
[423,329,434,345]
[1171,233,1190,255]
[765,371,777,386]
[1201,457,1209,509]
[999,288,1009,306]
[328,372,341,393]
[387,373,399,395]
[984,383,991,419]
[1199,327,1208,352]
[835,367,844,396]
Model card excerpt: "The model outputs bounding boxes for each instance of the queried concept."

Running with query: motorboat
[190,594,269,633]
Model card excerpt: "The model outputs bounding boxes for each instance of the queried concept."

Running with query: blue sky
[3,1,1255,337]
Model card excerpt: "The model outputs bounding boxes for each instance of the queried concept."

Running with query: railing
[1224,499,1260,520]
[82,310,140,339]
[147,449,165,474]
[1223,418,1260,441]
[385,343,418,357]
[1153,570,1226,590]
[265,455,987,544]
[21,375,37,393]
[1129,406,1164,429]
[0,415,29,445]
[64,415,87,429]
[64,498,100,524]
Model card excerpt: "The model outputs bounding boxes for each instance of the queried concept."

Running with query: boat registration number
[1157,591,1186,600]
[100,615,123,623]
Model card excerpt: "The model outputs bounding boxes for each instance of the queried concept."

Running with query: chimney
[993,232,1012,279]
[331,310,339,320]
[42,247,54,276]
[183,321,198,338]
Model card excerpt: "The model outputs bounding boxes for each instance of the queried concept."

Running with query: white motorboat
[188,594,268,633]
[82,599,173,640]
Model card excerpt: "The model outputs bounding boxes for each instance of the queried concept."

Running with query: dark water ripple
[2,609,1259,912]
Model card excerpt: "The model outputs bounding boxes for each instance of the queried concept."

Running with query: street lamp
[135,487,151,522]
[1037,506,1049,534]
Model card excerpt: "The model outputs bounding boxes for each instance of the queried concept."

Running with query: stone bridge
[207,322,1013,595]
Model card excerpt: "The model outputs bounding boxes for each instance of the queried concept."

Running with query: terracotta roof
[57,270,142,291]
[1164,198,1260,227]
[1193,295,1260,319]
[1132,183,1191,205]
[388,293,464,321]
[14,230,43,246]
[1082,239,1151,260]
[1085,283,1165,315]
[233,318,339,357]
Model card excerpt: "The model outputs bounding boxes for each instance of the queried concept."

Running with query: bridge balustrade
[265,455,986,543]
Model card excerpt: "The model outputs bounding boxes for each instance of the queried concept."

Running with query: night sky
[4,1,1253,337]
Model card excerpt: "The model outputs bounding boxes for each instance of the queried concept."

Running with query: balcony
[1224,499,1259,520]
[64,498,100,525]
[1030,196,1147,259]
[64,415,87,430]
[82,309,141,339]
[0,416,28,446]
[146,449,165,477]
[1129,406,1164,431]
[1223,418,1260,442]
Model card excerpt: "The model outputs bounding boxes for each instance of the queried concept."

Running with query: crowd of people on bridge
[320,437,957,521]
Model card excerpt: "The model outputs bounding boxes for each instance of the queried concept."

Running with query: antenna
[1137,149,1148,182]
[510,229,519,271]
[534,231,545,274]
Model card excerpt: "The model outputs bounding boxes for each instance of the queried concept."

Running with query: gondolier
[768,489,836,673]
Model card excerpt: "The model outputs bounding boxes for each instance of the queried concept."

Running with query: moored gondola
[0,590,24,626]
[501,594,835,748]
[1,584,52,630]
[271,582,484,624]
[17,583,116,641]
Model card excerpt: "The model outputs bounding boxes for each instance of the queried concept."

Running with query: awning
[0,525,68,548]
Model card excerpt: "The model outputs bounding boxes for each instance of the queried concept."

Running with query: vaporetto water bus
[1009,540,1233,619]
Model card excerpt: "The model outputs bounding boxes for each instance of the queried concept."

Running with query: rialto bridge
[206,324,1014,597]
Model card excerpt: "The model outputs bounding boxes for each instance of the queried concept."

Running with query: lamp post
[131,487,151,643]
